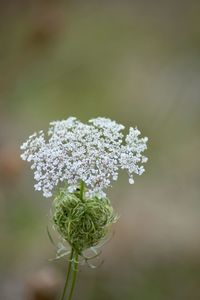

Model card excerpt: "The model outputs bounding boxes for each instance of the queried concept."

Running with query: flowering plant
[21,117,148,300]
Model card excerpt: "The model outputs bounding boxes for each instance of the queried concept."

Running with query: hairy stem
[80,181,84,201]
[67,252,79,300]
[60,248,74,300]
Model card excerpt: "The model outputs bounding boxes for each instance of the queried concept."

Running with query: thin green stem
[80,181,84,201]
[67,252,79,300]
[59,248,74,300]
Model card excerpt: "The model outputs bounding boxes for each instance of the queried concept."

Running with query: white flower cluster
[21,117,148,198]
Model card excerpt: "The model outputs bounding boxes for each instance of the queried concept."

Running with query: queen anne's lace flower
[21,117,148,198]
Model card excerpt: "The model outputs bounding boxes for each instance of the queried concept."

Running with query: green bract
[53,189,116,255]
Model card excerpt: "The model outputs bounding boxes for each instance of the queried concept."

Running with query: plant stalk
[59,248,74,300]
[67,252,79,300]
[80,181,84,201]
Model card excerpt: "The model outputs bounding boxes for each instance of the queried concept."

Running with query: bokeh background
[0,1,200,299]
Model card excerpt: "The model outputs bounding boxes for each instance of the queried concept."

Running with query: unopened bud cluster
[53,187,117,255]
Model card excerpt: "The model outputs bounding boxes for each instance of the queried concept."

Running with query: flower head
[21,117,148,198]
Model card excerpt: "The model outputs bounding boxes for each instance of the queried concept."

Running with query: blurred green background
[0,1,200,299]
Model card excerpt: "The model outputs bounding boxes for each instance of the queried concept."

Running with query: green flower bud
[53,189,117,255]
